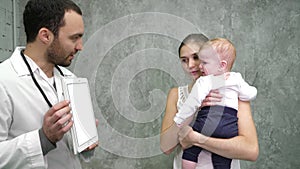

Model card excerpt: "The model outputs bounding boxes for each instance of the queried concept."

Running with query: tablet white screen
[67,82,97,147]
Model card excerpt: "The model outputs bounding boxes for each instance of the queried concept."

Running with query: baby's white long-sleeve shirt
[173,72,257,125]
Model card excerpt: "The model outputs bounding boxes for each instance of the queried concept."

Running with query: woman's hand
[201,89,222,108]
[177,90,222,150]
[179,101,259,161]
[178,125,208,150]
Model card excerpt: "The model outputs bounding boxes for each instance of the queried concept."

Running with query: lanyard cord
[20,50,64,108]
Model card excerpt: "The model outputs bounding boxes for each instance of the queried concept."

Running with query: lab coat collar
[9,47,33,77]
[9,47,72,78]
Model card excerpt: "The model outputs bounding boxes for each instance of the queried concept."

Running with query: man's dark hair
[23,0,82,43]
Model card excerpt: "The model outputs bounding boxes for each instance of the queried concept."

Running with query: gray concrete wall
[1,0,300,168]
[0,0,13,61]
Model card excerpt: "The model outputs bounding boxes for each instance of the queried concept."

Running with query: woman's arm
[160,88,180,154]
[178,100,259,161]
[160,89,222,155]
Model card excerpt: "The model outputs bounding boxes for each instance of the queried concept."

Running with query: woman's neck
[188,80,196,93]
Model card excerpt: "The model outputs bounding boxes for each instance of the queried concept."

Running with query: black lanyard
[20,50,64,108]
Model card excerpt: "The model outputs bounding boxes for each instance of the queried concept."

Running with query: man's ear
[38,28,54,44]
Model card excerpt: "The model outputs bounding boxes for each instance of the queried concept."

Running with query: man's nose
[76,38,83,51]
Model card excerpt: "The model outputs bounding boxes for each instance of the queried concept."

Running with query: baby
[174,38,257,169]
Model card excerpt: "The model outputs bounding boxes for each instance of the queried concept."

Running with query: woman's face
[179,43,202,80]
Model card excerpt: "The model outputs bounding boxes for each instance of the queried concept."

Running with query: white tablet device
[61,77,98,154]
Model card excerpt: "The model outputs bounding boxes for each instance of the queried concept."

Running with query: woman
[160,34,259,169]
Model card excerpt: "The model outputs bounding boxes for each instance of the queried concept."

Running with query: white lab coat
[0,47,93,169]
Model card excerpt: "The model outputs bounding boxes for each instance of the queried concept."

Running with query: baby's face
[198,46,221,76]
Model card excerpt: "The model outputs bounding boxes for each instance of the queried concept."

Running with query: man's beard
[47,39,71,67]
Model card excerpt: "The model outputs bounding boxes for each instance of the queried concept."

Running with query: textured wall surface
[0,0,21,62]
[1,0,300,168]
[0,0,14,61]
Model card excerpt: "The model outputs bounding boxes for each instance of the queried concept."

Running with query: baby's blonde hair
[202,38,236,71]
